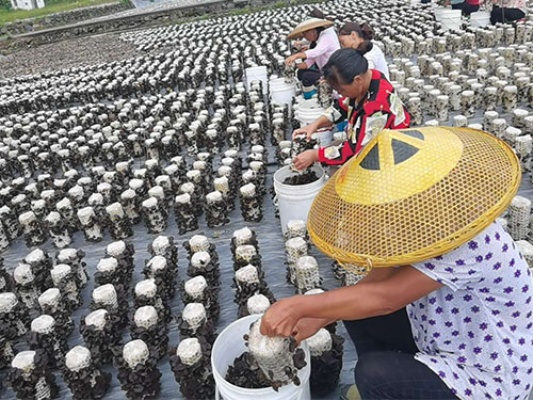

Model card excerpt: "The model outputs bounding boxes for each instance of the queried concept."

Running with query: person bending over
[291,48,410,171]
[285,18,340,99]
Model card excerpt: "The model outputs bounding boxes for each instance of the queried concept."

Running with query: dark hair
[309,7,325,19]
[323,48,369,88]
[339,21,374,55]
[309,7,334,21]
[308,26,326,49]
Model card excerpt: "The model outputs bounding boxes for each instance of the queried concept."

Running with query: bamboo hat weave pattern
[307,127,521,269]
[287,18,335,39]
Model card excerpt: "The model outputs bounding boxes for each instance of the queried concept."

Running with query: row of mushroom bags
[1,0,533,398]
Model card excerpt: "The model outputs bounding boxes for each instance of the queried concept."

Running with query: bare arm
[359,267,398,283]
[272,269,398,339]
[260,265,443,337]
[299,266,442,320]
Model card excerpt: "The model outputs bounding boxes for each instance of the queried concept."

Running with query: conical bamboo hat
[307,127,521,268]
[287,18,335,39]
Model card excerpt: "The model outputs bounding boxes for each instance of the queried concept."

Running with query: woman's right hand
[260,296,302,338]
[292,126,315,141]
[293,41,308,51]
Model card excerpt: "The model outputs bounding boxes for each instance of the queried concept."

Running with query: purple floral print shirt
[410,222,533,400]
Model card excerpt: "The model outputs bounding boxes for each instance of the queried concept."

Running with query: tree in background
[0,0,12,11]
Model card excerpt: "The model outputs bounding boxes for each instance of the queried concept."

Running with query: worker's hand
[292,126,315,141]
[292,318,327,344]
[293,41,309,51]
[260,296,302,338]
[293,149,319,171]
[285,55,297,66]
[293,40,303,49]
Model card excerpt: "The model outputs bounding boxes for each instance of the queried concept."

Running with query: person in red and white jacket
[292,48,411,171]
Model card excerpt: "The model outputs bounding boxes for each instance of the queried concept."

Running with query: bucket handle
[216,383,308,400]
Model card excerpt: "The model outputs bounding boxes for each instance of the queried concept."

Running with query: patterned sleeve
[411,240,486,291]
[318,108,404,165]
[317,138,357,165]
[387,91,411,129]
[321,97,348,123]
[318,89,410,165]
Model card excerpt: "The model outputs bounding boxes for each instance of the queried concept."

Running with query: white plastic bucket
[273,164,326,235]
[294,98,325,126]
[470,11,490,27]
[211,314,311,400]
[441,15,462,31]
[269,77,288,87]
[434,7,460,22]
[269,78,296,105]
[433,8,462,31]
[294,97,321,110]
[311,128,333,146]
[295,107,324,126]
[246,66,268,91]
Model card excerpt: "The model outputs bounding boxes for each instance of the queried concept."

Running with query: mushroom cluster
[1,0,533,398]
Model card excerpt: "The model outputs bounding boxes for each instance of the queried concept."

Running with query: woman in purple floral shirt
[261,126,533,399]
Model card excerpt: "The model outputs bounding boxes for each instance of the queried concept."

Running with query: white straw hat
[287,18,335,39]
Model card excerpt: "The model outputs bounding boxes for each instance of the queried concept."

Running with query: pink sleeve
[305,55,316,68]
[304,34,336,60]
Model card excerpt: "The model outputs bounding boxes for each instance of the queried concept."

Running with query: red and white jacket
[318,69,411,165]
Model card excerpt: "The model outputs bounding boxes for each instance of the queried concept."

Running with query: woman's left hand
[260,296,302,337]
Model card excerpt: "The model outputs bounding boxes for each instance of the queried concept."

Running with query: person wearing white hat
[261,126,533,400]
[285,18,340,99]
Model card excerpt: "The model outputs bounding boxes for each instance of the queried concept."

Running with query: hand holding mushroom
[292,149,319,171]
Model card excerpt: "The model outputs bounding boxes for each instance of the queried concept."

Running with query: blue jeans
[343,309,458,399]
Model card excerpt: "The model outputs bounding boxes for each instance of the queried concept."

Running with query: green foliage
[228,0,322,17]
[228,6,252,16]
[272,0,287,8]
[0,0,12,12]
[0,0,117,26]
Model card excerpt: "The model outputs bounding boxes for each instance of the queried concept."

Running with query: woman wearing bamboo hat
[261,126,533,399]
[285,17,340,99]
[291,48,410,171]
